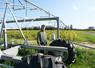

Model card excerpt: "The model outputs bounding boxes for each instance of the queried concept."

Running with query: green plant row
[6,30,95,43]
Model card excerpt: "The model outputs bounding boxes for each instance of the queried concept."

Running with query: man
[37,24,47,46]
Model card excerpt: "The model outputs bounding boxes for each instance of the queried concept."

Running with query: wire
[12,0,25,10]
[24,0,67,28]
[12,0,14,9]
[18,0,25,8]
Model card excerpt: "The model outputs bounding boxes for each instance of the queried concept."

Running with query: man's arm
[44,32,47,45]
[37,32,40,45]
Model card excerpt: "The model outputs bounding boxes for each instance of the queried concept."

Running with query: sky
[0,0,95,29]
[32,0,95,29]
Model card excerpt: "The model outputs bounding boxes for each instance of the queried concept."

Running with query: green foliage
[69,48,95,68]
[0,60,15,68]
[8,30,95,43]
[6,30,95,44]
[18,48,38,56]
[7,30,95,43]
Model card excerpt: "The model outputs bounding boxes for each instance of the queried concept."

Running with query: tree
[70,24,73,30]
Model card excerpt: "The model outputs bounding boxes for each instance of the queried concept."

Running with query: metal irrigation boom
[24,0,66,27]
[0,17,60,39]
[0,0,27,49]
[0,0,67,49]
[0,0,76,68]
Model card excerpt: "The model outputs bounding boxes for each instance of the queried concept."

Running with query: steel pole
[3,2,8,49]
[56,17,60,39]
[3,19,7,49]
[0,20,3,43]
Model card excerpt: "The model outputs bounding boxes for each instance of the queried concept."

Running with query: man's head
[41,24,46,31]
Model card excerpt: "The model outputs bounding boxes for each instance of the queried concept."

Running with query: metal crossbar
[0,17,58,23]
[22,45,68,52]
[0,17,60,39]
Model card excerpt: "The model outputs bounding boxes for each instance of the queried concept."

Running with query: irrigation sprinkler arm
[12,0,25,10]
[0,21,3,43]
[24,0,51,16]
[2,1,8,49]
[24,0,66,27]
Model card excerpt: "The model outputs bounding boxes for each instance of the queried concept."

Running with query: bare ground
[73,42,95,49]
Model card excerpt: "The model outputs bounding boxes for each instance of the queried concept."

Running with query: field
[0,30,95,68]
[6,30,95,44]
[70,48,95,68]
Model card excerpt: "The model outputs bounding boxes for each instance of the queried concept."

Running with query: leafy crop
[6,30,95,43]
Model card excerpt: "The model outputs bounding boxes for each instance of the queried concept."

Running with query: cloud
[73,5,79,10]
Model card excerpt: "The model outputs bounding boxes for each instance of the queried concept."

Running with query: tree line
[22,26,57,30]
